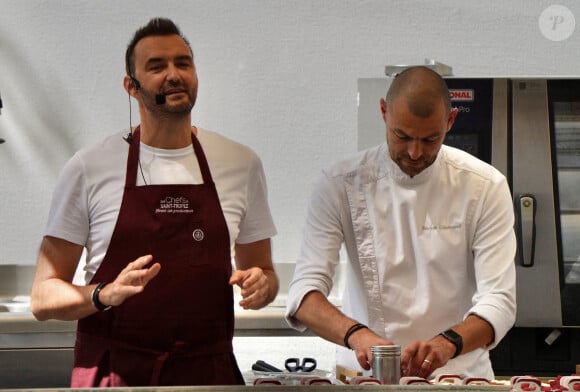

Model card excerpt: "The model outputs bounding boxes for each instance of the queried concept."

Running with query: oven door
[512,78,580,327]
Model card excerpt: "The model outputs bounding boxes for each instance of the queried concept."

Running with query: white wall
[0,0,578,266]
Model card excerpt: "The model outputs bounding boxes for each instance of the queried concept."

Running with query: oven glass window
[552,99,580,285]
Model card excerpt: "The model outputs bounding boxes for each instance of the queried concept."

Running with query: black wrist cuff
[440,329,463,358]
[91,282,112,312]
[343,322,368,350]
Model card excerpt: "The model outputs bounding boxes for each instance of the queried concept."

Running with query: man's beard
[393,154,436,177]
[145,93,196,116]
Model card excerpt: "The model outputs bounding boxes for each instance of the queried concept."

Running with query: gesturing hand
[99,255,161,307]
[229,267,269,310]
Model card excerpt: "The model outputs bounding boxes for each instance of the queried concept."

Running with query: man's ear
[446,107,459,132]
[380,98,388,122]
[124,75,139,97]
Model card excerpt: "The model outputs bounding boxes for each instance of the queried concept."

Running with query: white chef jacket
[286,142,516,379]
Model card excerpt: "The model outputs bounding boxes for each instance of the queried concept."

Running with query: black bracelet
[91,282,112,312]
[439,329,463,358]
[343,322,368,349]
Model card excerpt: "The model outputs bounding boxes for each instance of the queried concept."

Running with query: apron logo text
[155,196,194,214]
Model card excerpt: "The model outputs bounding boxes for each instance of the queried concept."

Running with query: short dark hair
[125,17,192,76]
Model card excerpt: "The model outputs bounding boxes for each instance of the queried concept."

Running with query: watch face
[443,329,461,342]
[441,329,463,358]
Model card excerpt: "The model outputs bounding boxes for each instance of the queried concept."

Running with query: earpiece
[130,75,166,105]
[130,76,141,90]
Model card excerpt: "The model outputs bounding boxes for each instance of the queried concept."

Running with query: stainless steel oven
[512,79,580,327]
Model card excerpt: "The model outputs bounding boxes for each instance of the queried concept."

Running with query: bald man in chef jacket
[286,66,516,380]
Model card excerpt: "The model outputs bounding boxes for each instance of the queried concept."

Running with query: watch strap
[439,329,463,358]
[343,323,368,350]
[91,282,112,312]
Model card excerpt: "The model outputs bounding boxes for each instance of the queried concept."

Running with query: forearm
[31,237,161,321]
[234,239,278,309]
[429,314,495,361]
[294,290,359,346]
[31,279,98,321]
[449,314,495,355]
[401,314,497,378]
[30,236,97,321]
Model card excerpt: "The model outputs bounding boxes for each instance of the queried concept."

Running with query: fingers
[401,340,441,378]
[350,330,393,371]
[229,268,261,289]
[230,268,268,309]
[356,354,371,371]
[355,347,372,371]
[121,255,153,276]
[419,358,433,378]
[120,255,160,285]
[228,269,247,286]
[106,255,161,306]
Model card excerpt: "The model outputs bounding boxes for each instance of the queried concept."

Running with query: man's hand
[98,255,161,307]
[400,315,494,378]
[347,327,395,370]
[400,336,455,379]
[229,267,270,310]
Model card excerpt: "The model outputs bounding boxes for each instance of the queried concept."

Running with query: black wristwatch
[92,282,113,312]
[439,329,463,358]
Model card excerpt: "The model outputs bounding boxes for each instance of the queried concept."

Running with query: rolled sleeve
[285,171,345,330]
[468,176,517,349]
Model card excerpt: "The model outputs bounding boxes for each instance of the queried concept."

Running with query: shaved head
[386,66,451,118]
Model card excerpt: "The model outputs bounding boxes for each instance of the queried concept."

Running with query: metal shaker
[371,345,401,384]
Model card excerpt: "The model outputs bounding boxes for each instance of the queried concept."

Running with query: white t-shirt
[45,128,277,283]
[286,143,516,379]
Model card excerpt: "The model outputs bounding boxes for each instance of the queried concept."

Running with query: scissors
[284,357,317,372]
[251,360,282,372]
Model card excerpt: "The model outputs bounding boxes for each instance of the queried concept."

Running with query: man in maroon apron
[71,126,242,386]
[31,18,278,386]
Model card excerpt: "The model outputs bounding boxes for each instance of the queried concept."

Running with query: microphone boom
[155,94,166,105]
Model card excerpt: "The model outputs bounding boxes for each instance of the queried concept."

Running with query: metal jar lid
[371,345,401,355]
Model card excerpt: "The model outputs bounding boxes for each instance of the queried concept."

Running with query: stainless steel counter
[0,385,511,392]
[0,308,303,389]
[0,264,323,388]
[0,307,299,338]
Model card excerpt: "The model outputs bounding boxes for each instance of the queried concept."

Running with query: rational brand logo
[155,196,194,214]
[449,89,474,102]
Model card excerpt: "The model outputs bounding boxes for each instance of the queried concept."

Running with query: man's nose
[166,64,180,82]
[407,140,423,159]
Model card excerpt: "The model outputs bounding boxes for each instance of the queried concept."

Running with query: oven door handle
[514,194,537,267]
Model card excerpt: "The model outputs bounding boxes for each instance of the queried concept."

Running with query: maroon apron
[71,127,244,387]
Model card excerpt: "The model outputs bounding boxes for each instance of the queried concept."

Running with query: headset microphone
[125,76,166,144]
[131,75,165,105]
[125,78,138,144]
[155,93,166,105]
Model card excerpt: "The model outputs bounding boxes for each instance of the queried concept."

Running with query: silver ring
[423,359,432,365]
